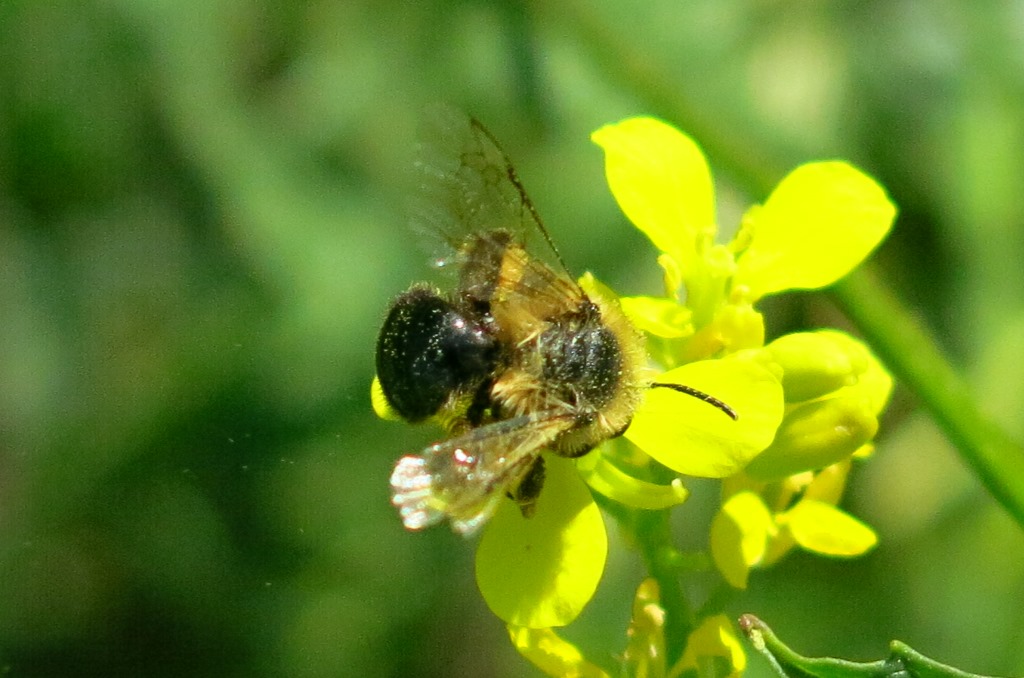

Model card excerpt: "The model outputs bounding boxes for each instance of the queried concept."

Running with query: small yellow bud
[744,392,878,480]
[766,331,866,403]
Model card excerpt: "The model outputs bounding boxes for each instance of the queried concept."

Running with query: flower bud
[744,391,878,480]
[766,331,866,403]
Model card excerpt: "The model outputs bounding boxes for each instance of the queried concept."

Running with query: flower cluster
[376,114,896,677]
[489,117,895,676]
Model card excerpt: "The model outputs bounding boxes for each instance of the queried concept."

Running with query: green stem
[740,614,1001,678]
[831,267,1024,525]
[634,509,694,667]
[548,0,1024,528]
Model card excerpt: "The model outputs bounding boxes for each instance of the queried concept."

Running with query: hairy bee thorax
[489,291,646,458]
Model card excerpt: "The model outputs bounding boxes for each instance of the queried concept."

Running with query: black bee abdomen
[541,306,622,408]
[377,287,497,422]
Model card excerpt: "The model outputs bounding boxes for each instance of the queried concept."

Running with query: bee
[376,107,735,536]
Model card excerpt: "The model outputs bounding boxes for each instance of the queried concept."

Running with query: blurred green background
[2,1,1023,676]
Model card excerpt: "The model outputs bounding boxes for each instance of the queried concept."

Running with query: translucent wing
[411,105,589,322]
[411,106,551,257]
[390,410,576,536]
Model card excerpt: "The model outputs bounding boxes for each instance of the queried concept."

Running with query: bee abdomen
[376,286,498,422]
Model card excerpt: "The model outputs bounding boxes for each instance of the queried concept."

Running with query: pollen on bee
[453,448,475,465]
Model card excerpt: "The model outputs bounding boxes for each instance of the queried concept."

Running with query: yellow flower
[713,460,879,590]
[508,579,748,678]
[478,115,894,634]
[592,116,895,593]
[380,115,897,671]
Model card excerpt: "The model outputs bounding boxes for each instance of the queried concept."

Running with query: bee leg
[508,456,546,518]
[465,378,494,427]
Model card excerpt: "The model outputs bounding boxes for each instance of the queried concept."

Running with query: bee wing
[390,411,576,536]
[487,239,591,330]
[411,105,572,280]
[412,106,592,330]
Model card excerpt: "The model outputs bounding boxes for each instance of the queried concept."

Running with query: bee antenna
[651,383,739,420]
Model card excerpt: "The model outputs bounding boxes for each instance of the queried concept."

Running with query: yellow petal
[761,523,797,567]
[576,450,689,510]
[669,614,747,678]
[476,455,607,628]
[507,626,610,678]
[733,161,896,299]
[710,491,774,589]
[619,295,694,339]
[592,118,716,263]
[625,353,784,477]
[781,499,878,557]
[803,459,852,505]
[852,442,875,459]
[680,302,765,363]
